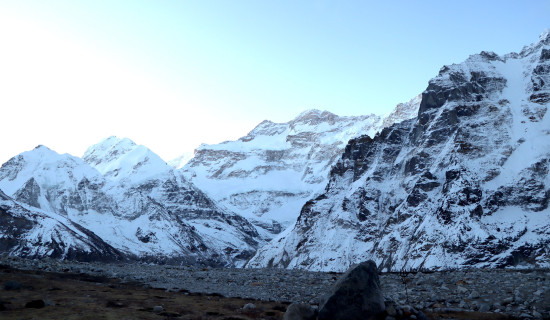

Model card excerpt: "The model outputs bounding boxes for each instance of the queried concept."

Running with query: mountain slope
[0,189,126,261]
[180,104,420,239]
[248,31,550,272]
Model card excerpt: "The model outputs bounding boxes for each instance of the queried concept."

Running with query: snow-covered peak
[83,136,170,183]
[512,29,550,59]
[82,136,137,167]
[0,145,103,196]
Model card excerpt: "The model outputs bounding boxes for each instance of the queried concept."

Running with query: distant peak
[31,145,57,154]
[90,136,138,152]
[294,109,337,122]
[100,136,136,147]
[82,136,138,161]
[296,108,331,117]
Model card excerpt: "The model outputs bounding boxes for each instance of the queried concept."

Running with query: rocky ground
[0,256,548,319]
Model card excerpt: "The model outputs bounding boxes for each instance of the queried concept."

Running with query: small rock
[106,301,124,308]
[283,303,316,320]
[478,303,491,312]
[456,286,468,294]
[243,303,256,311]
[468,290,480,299]
[25,300,45,309]
[44,299,55,306]
[153,306,163,313]
[532,310,543,318]
[502,297,514,305]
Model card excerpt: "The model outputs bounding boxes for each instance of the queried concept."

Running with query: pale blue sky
[0,0,549,164]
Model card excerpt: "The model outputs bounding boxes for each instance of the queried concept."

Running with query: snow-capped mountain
[83,136,261,264]
[248,31,550,271]
[0,140,260,266]
[0,189,125,261]
[180,104,420,239]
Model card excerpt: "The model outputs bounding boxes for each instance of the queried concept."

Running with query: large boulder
[318,260,385,320]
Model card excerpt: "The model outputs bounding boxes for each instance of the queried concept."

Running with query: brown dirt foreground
[0,264,287,320]
[0,264,520,320]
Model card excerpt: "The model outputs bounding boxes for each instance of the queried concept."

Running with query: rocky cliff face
[180,104,419,239]
[248,32,550,272]
[0,139,260,266]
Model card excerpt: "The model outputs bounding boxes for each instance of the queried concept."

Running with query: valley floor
[0,256,548,319]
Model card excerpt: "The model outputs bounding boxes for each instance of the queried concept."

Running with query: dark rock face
[530,48,550,104]
[13,178,41,209]
[318,261,385,320]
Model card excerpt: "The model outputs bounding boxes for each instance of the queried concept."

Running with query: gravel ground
[1,256,548,319]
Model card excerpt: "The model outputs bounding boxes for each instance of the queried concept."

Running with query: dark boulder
[25,300,45,309]
[318,260,385,320]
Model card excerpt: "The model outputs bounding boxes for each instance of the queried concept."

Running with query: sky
[0,0,549,165]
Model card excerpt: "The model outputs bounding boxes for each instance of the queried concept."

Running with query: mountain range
[0,97,417,266]
[1,31,549,271]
